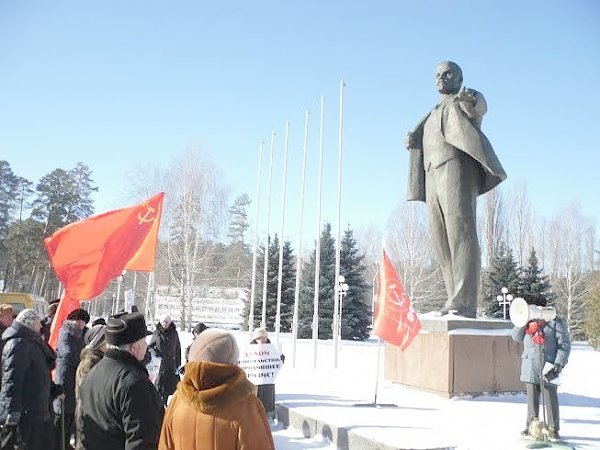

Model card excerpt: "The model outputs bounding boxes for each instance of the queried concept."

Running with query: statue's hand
[405,131,420,150]
[457,86,477,104]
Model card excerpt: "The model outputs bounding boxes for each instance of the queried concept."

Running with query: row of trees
[2,155,598,347]
[243,224,372,340]
[0,160,97,298]
[360,184,599,342]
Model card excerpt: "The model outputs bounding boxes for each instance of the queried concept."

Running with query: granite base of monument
[384,313,523,398]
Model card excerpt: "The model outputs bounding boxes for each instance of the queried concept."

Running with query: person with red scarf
[512,293,571,441]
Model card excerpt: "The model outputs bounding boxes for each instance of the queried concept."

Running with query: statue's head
[435,61,463,94]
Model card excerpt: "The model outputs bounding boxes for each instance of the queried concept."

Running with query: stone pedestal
[384,314,523,398]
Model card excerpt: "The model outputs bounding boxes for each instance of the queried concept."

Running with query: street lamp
[496,286,514,320]
[337,275,350,342]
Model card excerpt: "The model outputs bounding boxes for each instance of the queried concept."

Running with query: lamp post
[337,275,350,344]
[496,286,514,320]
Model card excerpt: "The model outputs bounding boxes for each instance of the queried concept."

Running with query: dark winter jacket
[79,348,164,450]
[55,321,85,414]
[149,322,181,401]
[75,348,104,450]
[0,322,55,424]
[512,317,571,385]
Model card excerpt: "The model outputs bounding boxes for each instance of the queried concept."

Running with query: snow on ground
[177,331,600,449]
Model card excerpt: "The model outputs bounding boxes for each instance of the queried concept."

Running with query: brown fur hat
[188,329,239,365]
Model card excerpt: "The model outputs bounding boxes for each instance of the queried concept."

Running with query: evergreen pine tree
[279,239,297,332]
[225,194,252,286]
[339,226,372,341]
[519,248,555,305]
[297,223,336,339]
[482,242,521,317]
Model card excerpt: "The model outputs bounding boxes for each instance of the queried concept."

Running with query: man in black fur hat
[79,312,164,450]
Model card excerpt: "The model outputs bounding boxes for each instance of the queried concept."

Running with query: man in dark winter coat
[40,298,60,343]
[0,309,56,450]
[54,308,90,449]
[79,312,164,450]
[148,315,181,405]
[0,304,14,362]
[512,293,571,441]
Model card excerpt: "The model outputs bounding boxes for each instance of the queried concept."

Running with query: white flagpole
[292,109,309,367]
[249,141,264,335]
[312,96,325,368]
[275,122,290,346]
[261,132,276,329]
[132,271,138,303]
[333,79,345,369]
[144,272,153,321]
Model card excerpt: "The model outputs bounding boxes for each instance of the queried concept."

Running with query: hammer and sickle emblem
[138,205,156,225]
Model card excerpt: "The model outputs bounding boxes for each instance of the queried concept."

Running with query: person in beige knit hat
[159,329,274,450]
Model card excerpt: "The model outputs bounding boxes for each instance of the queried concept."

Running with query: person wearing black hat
[54,308,90,449]
[40,299,60,342]
[78,312,164,450]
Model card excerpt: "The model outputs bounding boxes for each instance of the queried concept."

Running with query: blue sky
[1,1,598,245]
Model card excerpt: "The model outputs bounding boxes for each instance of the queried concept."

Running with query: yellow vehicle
[0,292,48,317]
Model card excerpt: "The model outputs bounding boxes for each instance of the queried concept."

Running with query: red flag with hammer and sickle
[45,192,164,348]
[373,250,422,350]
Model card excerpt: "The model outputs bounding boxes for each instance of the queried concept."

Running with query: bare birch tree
[547,203,595,338]
[506,181,532,266]
[478,186,505,270]
[164,150,229,330]
[385,201,444,311]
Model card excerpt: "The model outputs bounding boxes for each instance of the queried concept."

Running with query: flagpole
[275,122,290,346]
[373,337,383,404]
[333,79,345,369]
[261,132,276,329]
[249,141,264,335]
[292,109,309,367]
[144,271,154,322]
[312,96,325,369]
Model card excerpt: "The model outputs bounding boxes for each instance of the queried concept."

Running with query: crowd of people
[0,303,276,450]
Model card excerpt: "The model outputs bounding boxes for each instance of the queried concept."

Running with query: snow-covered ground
[177,331,600,449]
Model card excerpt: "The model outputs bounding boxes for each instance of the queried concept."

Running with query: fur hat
[188,329,239,365]
[15,308,40,329]
[0,304,13,317]
[85,324,106,350]
[46,303,59,316]
[192,322,208,335]
[92,318,106,327]
[252,327,268,341]
[106,312,151,346]
[67,308,90,323]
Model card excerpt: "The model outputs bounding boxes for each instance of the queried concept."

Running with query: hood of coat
[179,361,254,414]
[80,347,104,363]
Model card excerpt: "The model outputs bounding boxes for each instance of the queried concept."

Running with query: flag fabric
[48,292,80,349]
[45,192,164,348]
[373,250,422,350]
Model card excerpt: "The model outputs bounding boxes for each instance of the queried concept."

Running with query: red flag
[373,250,422,350]
[124,193,164,271]
[45,192,164,348]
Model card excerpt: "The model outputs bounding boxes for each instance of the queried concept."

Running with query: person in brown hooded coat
[158,329,274,450]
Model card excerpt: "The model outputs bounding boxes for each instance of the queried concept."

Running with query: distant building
[154,285,247,330]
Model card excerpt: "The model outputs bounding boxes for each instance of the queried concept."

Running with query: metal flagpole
[144,272,154,321]
[132,271,138,304]
[333,79,345,368]
[312,96,325,369]
[275,122,290,346]
[248,141,264,335]
[261,132,276,329]
[292,109,309,367]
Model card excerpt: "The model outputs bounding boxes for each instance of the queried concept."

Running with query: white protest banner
[146,353,161,384]
[238,342,283,385]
